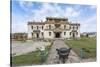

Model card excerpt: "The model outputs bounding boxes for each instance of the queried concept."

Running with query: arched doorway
[36,33,39,38]
[55,32,61,38]
[72,33,75,38]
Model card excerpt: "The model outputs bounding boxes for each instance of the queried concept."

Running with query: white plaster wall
[28,25,45,38]
[76,26,80,38]
[60,24,64,29]
[70,25,80,38]
[28,23,80,39]
[27,25,32,39]
[61,31,71,38]
[44,31,54,39]
[60,24,70,29]
[32,25,44,31]
[66,25,70,29]
[44,24,55,29]
[39,32,44,38]
[51,24,55,29]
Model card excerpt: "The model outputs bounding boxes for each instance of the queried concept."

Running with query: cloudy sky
[11,1,96,33]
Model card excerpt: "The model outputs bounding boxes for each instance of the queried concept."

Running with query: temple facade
[27,17,80,39]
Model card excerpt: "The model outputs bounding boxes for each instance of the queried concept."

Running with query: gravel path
[45,39,80,64]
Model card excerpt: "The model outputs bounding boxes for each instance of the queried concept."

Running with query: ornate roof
[27,22,45,25]
[70,23,80,26]
[46,17,68,21]
[33,30,40,33]
[44,21,69,24]
[27,17,80,25]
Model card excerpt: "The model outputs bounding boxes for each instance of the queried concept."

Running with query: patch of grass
[11,51,41,66]
[65,37,96,58]
[11,42,53,66]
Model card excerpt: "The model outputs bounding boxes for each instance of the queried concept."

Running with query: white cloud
[12,23,27,33]
[18,1,81,21]
[85,15,96,23]
[90,5,96,9]
[12,1,96,33]
[30,2,81,22]
[80,15,96,32]
[64,7,80,18]
[12,2,82,33]
[12,12,29,33]
[19,1,34,11]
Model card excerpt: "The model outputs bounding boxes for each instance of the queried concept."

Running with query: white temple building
[27,17,80,39]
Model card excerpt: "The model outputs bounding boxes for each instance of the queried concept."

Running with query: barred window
[37,26,38,30]
[70,26,71,29]
[70,32,71,35]
[64,32,66,35]
[73,26,75,29]
[49,25,51,29]
[31,26,33,29]
[76,32,78,35]
[42,26,43,30]
[77,26,78,29]
[42,32,43,36]
[31,33,33,36]
[64,25,66,29]
[49,32,51,36]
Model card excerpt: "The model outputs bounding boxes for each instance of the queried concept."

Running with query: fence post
[39,46,47,63]
[80,48,85,59]
[40,50,46,63]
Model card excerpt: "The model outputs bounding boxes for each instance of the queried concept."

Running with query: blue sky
[11,1,97,33]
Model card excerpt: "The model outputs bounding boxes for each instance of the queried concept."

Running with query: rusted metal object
[56,47,72,63]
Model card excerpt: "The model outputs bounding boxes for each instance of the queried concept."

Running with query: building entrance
[55,32,61,38]
[72,33,75,38]
[36,33,39,38]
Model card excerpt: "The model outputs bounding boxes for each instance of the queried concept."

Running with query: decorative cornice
[70,23,80,26]
[46,17,68,21]
[28,22,45,25]
[27,17,80,25]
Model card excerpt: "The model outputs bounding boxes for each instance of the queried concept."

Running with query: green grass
[11,42,53,66]
[11,51,41,66]
[65,37,96,58]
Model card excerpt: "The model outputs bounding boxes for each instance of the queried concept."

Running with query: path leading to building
[45,39,81,64]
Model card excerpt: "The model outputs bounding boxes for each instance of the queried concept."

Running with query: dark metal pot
[56,47,72,63]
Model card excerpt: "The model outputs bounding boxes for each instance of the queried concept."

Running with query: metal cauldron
[56,47,72,63]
